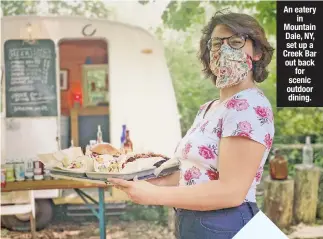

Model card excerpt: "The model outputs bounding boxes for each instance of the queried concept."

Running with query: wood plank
[1,179,110,192]
[263,176,294,229]
[76,106,109,116]
[70,108,79,146]
[50,174,111,185]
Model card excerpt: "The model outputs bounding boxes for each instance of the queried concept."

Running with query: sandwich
[90,143,121,157]
[90,143,122,173]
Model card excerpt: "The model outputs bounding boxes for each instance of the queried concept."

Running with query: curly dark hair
[199,11,274,84]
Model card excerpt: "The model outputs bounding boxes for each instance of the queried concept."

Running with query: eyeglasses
[207,34,249,52]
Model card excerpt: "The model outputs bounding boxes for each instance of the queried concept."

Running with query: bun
[91,143,121,156]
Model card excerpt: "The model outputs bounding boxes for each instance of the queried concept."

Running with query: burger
[90,143,121,157]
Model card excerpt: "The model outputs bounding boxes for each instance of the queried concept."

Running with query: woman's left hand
[108,178,161,205]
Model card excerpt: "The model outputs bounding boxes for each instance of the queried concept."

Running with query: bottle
[43,166,51,180]
[97,125,103,144]
[5,164,15,182]
[302,136,314,167]
[120,124,127,148]
[14,159,25,181]
[269,149,288,180]
[25,159,34,181]
[123,130,133,153]
[1,168,6,188]
[34,161,44,181]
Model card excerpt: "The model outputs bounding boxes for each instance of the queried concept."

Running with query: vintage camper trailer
[1,16,182,230]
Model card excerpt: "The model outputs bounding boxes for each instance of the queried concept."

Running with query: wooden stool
[263,176,294,229]
[293,165,321,224]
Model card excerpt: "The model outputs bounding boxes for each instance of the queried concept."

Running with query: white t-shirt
[174,88,275,202]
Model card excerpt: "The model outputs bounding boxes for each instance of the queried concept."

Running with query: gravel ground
[1,221,176,239]
[1,220,323,239]
[288,223,323,239]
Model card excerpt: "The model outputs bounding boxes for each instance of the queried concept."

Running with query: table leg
[98,188,106,239]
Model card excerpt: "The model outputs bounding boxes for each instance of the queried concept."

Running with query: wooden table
[2,179,110,239]
[1,179,108,192]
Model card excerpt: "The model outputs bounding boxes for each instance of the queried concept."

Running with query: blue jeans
[174,202,259,239]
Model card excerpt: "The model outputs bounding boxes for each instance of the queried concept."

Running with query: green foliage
[162,1,277,35]
[47,0,112,18]
[1,0,39,16]
[1,0,112,18]
[275,108,323,140]
[162,1,205,31]
[120,203,168,225]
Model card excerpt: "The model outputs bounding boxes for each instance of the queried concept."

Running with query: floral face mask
[209,44,253,89]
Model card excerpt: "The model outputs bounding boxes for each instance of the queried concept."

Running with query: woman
[109,11,275,239]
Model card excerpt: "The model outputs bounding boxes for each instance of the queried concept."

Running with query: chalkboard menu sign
[4,39,58,117]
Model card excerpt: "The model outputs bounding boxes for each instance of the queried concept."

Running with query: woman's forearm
[148,171,180,186]
[156,180,245,211]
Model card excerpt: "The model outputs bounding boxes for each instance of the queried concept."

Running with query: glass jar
[25,159,34,181]
[14,162,25,181]
[269,149,288,180]
[302,136,314,167]
[4,164,15,182]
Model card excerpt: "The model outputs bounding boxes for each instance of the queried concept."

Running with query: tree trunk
[317,168,323,219]
[263,176,294,229]
[294,164,321,224]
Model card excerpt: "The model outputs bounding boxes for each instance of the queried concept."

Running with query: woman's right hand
[147,171,180,187]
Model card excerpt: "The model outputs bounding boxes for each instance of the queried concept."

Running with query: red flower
[255,167,263,182]
[254,106,268,118]
[219,66,232,77]
[237,121,252,132]
[184,170,193,181]
[211,52,220,61]
[237,131,251,138]
[206,169,219,180]
[235,99,249,111]
[225,99,238,109]
[190,167,202,179]
[198,145,215,160]
[264,133,273,149]
[182,142,192,159]
[225,98,249,111]
[184,167,201,181]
